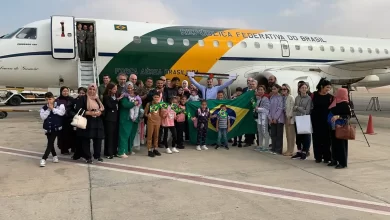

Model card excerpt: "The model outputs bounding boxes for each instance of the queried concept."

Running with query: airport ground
[1,89,390,219]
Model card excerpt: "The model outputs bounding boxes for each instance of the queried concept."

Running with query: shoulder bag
[71,109,87,129]
[335,119,356,140]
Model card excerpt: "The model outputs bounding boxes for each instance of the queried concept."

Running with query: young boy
[39,92,66,167]
[215,105,230,150]
[192,100,210,151]
[144,92,163,157]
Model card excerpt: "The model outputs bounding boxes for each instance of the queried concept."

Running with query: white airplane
[1,15,390,98]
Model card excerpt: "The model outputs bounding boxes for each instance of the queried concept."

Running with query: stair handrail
[93,58,99,86]
[77,59,81,88]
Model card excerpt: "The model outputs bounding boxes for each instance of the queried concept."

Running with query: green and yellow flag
[186,90,257,145]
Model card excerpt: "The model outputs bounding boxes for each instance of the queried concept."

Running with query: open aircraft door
[51,16,76,59]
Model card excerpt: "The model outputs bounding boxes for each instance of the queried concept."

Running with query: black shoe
[315,160,322,163]
[86,159,93,164]
[225,146,229,150]
[232,142,237,146]
[327,161,337,166]
[96,158,103,162]
[228,139,233,143]
[106,156,114,159]
[238,143,242,148]
[291,152,302,159]
[153,149,161,156]
[335,165,346,169]
[215,145,220,150]
[72,156,80,160]
[114,154,119,157]
[300,153,307,160]
[148,151,155,157]
[323,160,330,164]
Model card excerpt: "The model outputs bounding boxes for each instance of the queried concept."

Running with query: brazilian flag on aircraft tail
[186,90,257,145]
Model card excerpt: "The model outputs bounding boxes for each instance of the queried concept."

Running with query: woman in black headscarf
[56,86,75,154]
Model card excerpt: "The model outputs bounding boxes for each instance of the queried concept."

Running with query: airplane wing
[329,57,390,71]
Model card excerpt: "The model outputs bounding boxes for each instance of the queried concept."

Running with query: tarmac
[0,89,390,220]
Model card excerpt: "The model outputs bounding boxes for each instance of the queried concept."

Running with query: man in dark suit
[116,73,128,96]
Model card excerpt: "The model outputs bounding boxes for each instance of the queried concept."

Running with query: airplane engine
[246,70,323,97]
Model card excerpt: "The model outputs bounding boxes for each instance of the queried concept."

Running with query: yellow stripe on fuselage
[167,29,267,82]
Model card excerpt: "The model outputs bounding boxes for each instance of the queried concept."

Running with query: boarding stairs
[78,58,99,88]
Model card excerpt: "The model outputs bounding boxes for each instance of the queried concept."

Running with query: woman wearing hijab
[55,86,74,155]
[117,81,136,158]
[328,88,351,169]
[75,83,105,164]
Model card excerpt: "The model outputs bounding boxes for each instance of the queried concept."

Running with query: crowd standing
[39,73,352,169]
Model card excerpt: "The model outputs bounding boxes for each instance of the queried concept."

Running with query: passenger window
[183,39,189,46]
[340,46,345,52]
[241,42,247,48]
[350,47,355,53]
[376,48,380,54]
[254,42,260,48]
[268,43,273,49]
[151,37,158,44]
[133,36,141,43]
[16,28,37,39]
[227,41,233,48]
[368,48,372,53]
[358,47,363,53]
[308,45,313,51]
[320,45,324,51]
[167,38,174,45]
[385,49,389,54]
[198,40,204,47]
[213,40,219,47]
[330,46,335,52]
[295,45,300,50]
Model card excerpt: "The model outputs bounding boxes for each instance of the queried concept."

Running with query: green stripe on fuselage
[100,26,225,82]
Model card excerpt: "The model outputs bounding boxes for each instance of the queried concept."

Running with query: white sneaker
[196,145,201,151]
[40,159,46,167]
[134,146,141,151]
[52,156,59,163]
[201,145,208,150]
[131,152,135,155]
[172,147,179,153]
[166,148,172,154]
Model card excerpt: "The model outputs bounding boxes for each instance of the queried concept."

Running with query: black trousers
[312,134,331,162]
[81,138,103,160]
[233,136,242,144]
[73,135,84,159]
[42,132,58,160]
[104,120,118,157]
[58,123,74,153]
[175,122,185,147]
[163,126,177,148]
[330,130,348,166]
[244,134,255,145]
[271,123,284,154]
[184,119,189,140]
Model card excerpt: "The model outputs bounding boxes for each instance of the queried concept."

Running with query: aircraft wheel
[0,111,7,119]
[7,96,22,106]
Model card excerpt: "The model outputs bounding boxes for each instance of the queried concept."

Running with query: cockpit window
[16,28,37,39]
[0,28,22,39]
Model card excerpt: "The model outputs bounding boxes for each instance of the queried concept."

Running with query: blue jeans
[217,128,228,146]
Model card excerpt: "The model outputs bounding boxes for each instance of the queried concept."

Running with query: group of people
[38,72,352,170]
[76,23,95,61]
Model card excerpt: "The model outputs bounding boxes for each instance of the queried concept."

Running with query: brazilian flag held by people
[186,90,257,145]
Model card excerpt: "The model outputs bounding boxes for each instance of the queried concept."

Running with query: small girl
[189,90,200,101]
[161,97,179,154]
[127,90,142,122]
[255,85,270,152]
[192,100,210,151]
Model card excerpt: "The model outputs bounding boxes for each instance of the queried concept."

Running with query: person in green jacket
[117,82,136,158]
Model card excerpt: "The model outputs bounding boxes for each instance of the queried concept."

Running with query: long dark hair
[103,83,117,96]
[316,77,332,91]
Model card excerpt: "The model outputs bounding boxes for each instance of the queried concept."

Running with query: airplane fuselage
[1,17,390,91]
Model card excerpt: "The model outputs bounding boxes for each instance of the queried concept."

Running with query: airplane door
[51,16,76,59]
[280,40,290,57]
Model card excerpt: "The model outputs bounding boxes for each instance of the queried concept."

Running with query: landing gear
[7,95,22,106]
[0,111,7,119]
[342,84,355,117]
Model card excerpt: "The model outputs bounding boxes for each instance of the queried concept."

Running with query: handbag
[335,119,356,140]
[71,109,87,129]
[295,115,313,134]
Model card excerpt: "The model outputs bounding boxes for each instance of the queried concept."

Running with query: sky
[1,0,390,38]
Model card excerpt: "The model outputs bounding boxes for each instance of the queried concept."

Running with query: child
[189,90,200,101]
[180,95,190,142]
[215,105,230,150]
[192,100,210,151]
[128,90,142,122]
[161,97,179,154]
[255,85,270,152]
[144,92,163,157]
[39,92,66,167]
[175,96,186,149]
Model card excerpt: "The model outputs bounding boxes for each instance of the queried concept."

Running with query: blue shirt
[189,77,234,100]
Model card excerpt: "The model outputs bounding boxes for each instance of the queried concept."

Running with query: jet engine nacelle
[248,70,323,97]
